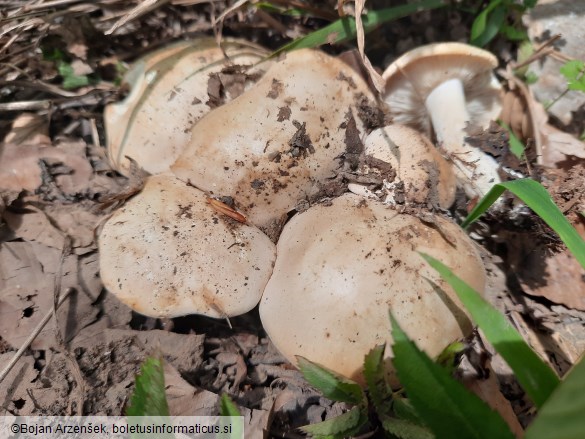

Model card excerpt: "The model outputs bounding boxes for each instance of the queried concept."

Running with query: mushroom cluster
[99,39,501,381]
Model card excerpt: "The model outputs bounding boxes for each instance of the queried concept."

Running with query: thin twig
[512,34,561,71]
[105,0,171,35]
[0,100,52,111]
[0,288,73,384]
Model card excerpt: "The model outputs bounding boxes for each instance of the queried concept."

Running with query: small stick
[513,34,561,71]
[0,288,73,384]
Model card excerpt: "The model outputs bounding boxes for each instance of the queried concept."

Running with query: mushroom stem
[425,78,501,198]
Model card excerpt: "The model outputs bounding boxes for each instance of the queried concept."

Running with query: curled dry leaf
[500,66,585,168]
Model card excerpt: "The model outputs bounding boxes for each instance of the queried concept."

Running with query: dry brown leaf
[0,241,103,350]
[0,141,92,195]
[463,361,524,437]
[4,207,66,250]
[43,204,100,250]
[500,66,585,168]
[3,113,50,145]
[105,0,171,35]
[509,222,585,311]
[0,353,37,415]
[164,363,219,416]
[240,406,271,439]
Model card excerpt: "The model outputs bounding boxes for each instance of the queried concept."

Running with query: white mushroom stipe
[424,78,501,198]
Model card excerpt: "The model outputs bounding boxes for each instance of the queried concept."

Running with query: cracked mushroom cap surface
[259,193,485,382]
[382,42,502,136]
[364,124,456,208]
[99,173,276,318]
[104,38,270,176]
[171,48,379,235]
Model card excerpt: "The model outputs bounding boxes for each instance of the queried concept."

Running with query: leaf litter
[1,0,585,436]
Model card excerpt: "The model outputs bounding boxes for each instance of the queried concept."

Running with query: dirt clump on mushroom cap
[364,124,457,209]
[171,49,378,236]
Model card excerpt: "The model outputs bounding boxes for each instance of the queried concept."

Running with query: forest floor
[0,1,584,437]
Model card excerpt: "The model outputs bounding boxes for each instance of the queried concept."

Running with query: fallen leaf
[0,353,38,415]
[2,113,50,146]
[0,141,93,196]
[464,361,524,437]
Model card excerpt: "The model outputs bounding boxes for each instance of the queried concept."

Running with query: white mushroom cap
[171,49,377,233]
[382,43,503,198]
[104,38,270,176]
[364,124,456,208]
[99,173,276,318]
[260,193,485,383]
[382,42,502,135]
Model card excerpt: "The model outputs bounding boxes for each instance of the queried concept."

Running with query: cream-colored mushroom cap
[104,38,270,176]
[364,125,456,208]
[382,42,501,134]
[99,173,276,318]
[172,49,377,234]
[260,193,485,383]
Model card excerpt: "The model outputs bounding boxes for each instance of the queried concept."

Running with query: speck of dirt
[355,93,388,131]
[218,196,235,208]
[277,106,291,121]
[177,204,193,219]
[336,71,356,89]
[363,154,396,182]
[206,65,260,109]
[342,112,364,170]
[251,179,265,190]
[393,181,406,204]
[267,78,284,99]
[288,120,314,158]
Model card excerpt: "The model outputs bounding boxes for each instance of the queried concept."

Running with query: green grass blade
[296,356,365,404]
[219,394,243,439]
[525,355,585,439]
[269,0,446,57]
[299,406,367,439]
[363,345,393,417]
[382,417,434,439]
[390,314,515,439]
[126,356,170,416]
[219,394,241,417]
[498,120,526,158]
[461,179,585,269]
[470,3,507,47]
[420,253,561,407]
